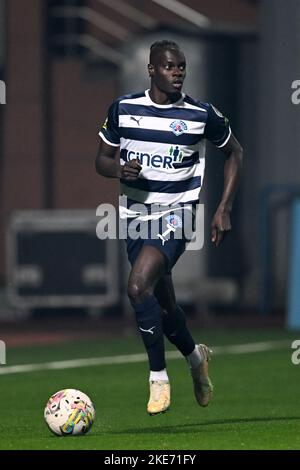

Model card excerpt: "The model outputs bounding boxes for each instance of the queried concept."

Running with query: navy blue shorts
[122,204,196,274]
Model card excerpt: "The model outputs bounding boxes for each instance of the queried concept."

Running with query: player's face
[149,49,186,95]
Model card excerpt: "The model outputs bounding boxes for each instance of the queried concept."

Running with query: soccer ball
[44,389,95,436]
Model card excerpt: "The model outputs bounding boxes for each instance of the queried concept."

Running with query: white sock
[149,369,169,382]
[186,346,202,369]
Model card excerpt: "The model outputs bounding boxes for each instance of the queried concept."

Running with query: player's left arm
[211,133,243,247]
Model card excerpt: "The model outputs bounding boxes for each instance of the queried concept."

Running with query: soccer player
[96,40,243,415]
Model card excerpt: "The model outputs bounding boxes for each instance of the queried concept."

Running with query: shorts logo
[157,214,182,245]
[165,214,183,229]
[170,120,188,136]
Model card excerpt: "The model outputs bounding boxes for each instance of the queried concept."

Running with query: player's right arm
[95,140,142,180]
[95,100,141,180]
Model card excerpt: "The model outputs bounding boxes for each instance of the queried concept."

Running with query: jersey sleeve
[98,100,120,147]
[203,104,231,148]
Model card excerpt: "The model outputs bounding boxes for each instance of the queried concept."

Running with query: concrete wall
[255,0,300,309]
[51,60,119,209]
[1,0,45,281]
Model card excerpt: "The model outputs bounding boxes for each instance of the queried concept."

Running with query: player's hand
[211,208,231,247]
[120,159,142,180]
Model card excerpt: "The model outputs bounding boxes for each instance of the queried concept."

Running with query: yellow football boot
[147,380,170,415]
[190,344,213,407]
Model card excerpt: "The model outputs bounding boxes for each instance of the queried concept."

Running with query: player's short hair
[149,40,181,64]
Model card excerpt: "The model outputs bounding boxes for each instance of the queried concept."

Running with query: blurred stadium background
[1,0,300,451]
[1,0,300,333]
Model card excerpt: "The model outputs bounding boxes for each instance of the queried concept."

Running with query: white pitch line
[0,340,291,376]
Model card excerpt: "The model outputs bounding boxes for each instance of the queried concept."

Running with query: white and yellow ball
[44,389,95,436]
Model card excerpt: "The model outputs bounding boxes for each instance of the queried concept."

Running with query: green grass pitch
[0,329,300,450]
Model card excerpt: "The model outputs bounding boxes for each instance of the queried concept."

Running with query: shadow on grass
[107,416,300,435]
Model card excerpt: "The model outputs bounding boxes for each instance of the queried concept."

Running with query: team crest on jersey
[170,120,188,136]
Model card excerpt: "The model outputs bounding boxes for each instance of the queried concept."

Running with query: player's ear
[148,64,154,77]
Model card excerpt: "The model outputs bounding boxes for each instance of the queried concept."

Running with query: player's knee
[127,281,152,305]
